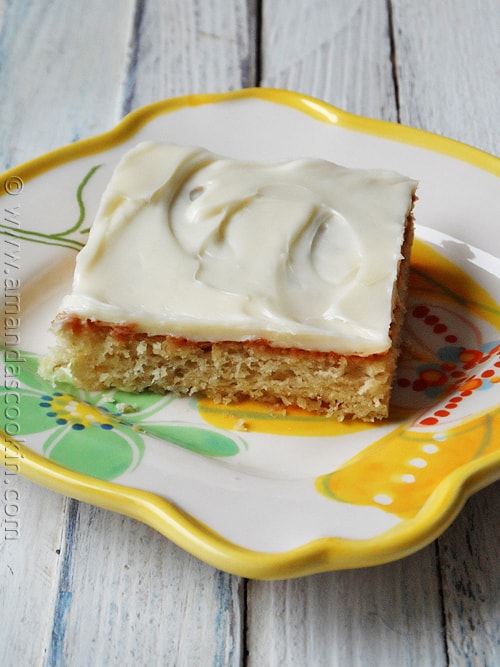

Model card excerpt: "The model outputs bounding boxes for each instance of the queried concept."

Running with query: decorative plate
[2,89,500,579]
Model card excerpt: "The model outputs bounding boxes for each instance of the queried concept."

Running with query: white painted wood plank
[392,0,500,154]
[46,502,244,667]
[0,2,134,666]
[391,3,500,665]
[261,0,398,121]
[438,484,500,666]
[122,0,257,113]
[247,548,447,667]
[0,0,135,170]
[0,480,68,667]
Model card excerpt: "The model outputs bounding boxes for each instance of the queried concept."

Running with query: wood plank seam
[249,0,263,86]
[385,0,401,122]
[120,0,145,117]
[45,499,80,667]
[435,540,452,666]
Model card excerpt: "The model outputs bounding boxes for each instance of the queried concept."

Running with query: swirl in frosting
[61,141,417,354]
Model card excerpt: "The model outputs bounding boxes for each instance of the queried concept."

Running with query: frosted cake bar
[40,141,417,421]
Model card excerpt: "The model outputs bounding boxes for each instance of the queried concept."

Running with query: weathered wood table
[1,2,499,665]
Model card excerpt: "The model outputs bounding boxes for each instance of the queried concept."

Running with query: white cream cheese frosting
[60,141,417,354]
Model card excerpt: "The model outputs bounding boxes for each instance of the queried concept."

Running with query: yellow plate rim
[2,87,500,579]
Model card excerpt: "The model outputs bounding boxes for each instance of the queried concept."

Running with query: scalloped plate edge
[2,88,500,185]
[3,435,499,579]
[2,88,500,578]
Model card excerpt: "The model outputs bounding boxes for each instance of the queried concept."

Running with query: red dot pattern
[403,304,500,427]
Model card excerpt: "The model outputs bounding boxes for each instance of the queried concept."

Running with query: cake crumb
[116,402,137,414]
[234,418,249,432]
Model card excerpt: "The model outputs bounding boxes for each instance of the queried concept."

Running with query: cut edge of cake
[39,204,415,422]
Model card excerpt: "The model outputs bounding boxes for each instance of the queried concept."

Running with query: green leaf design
[43,421,145,480]
[0,164,101,250]
[14,391,64,435]
[139,422,245,457]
